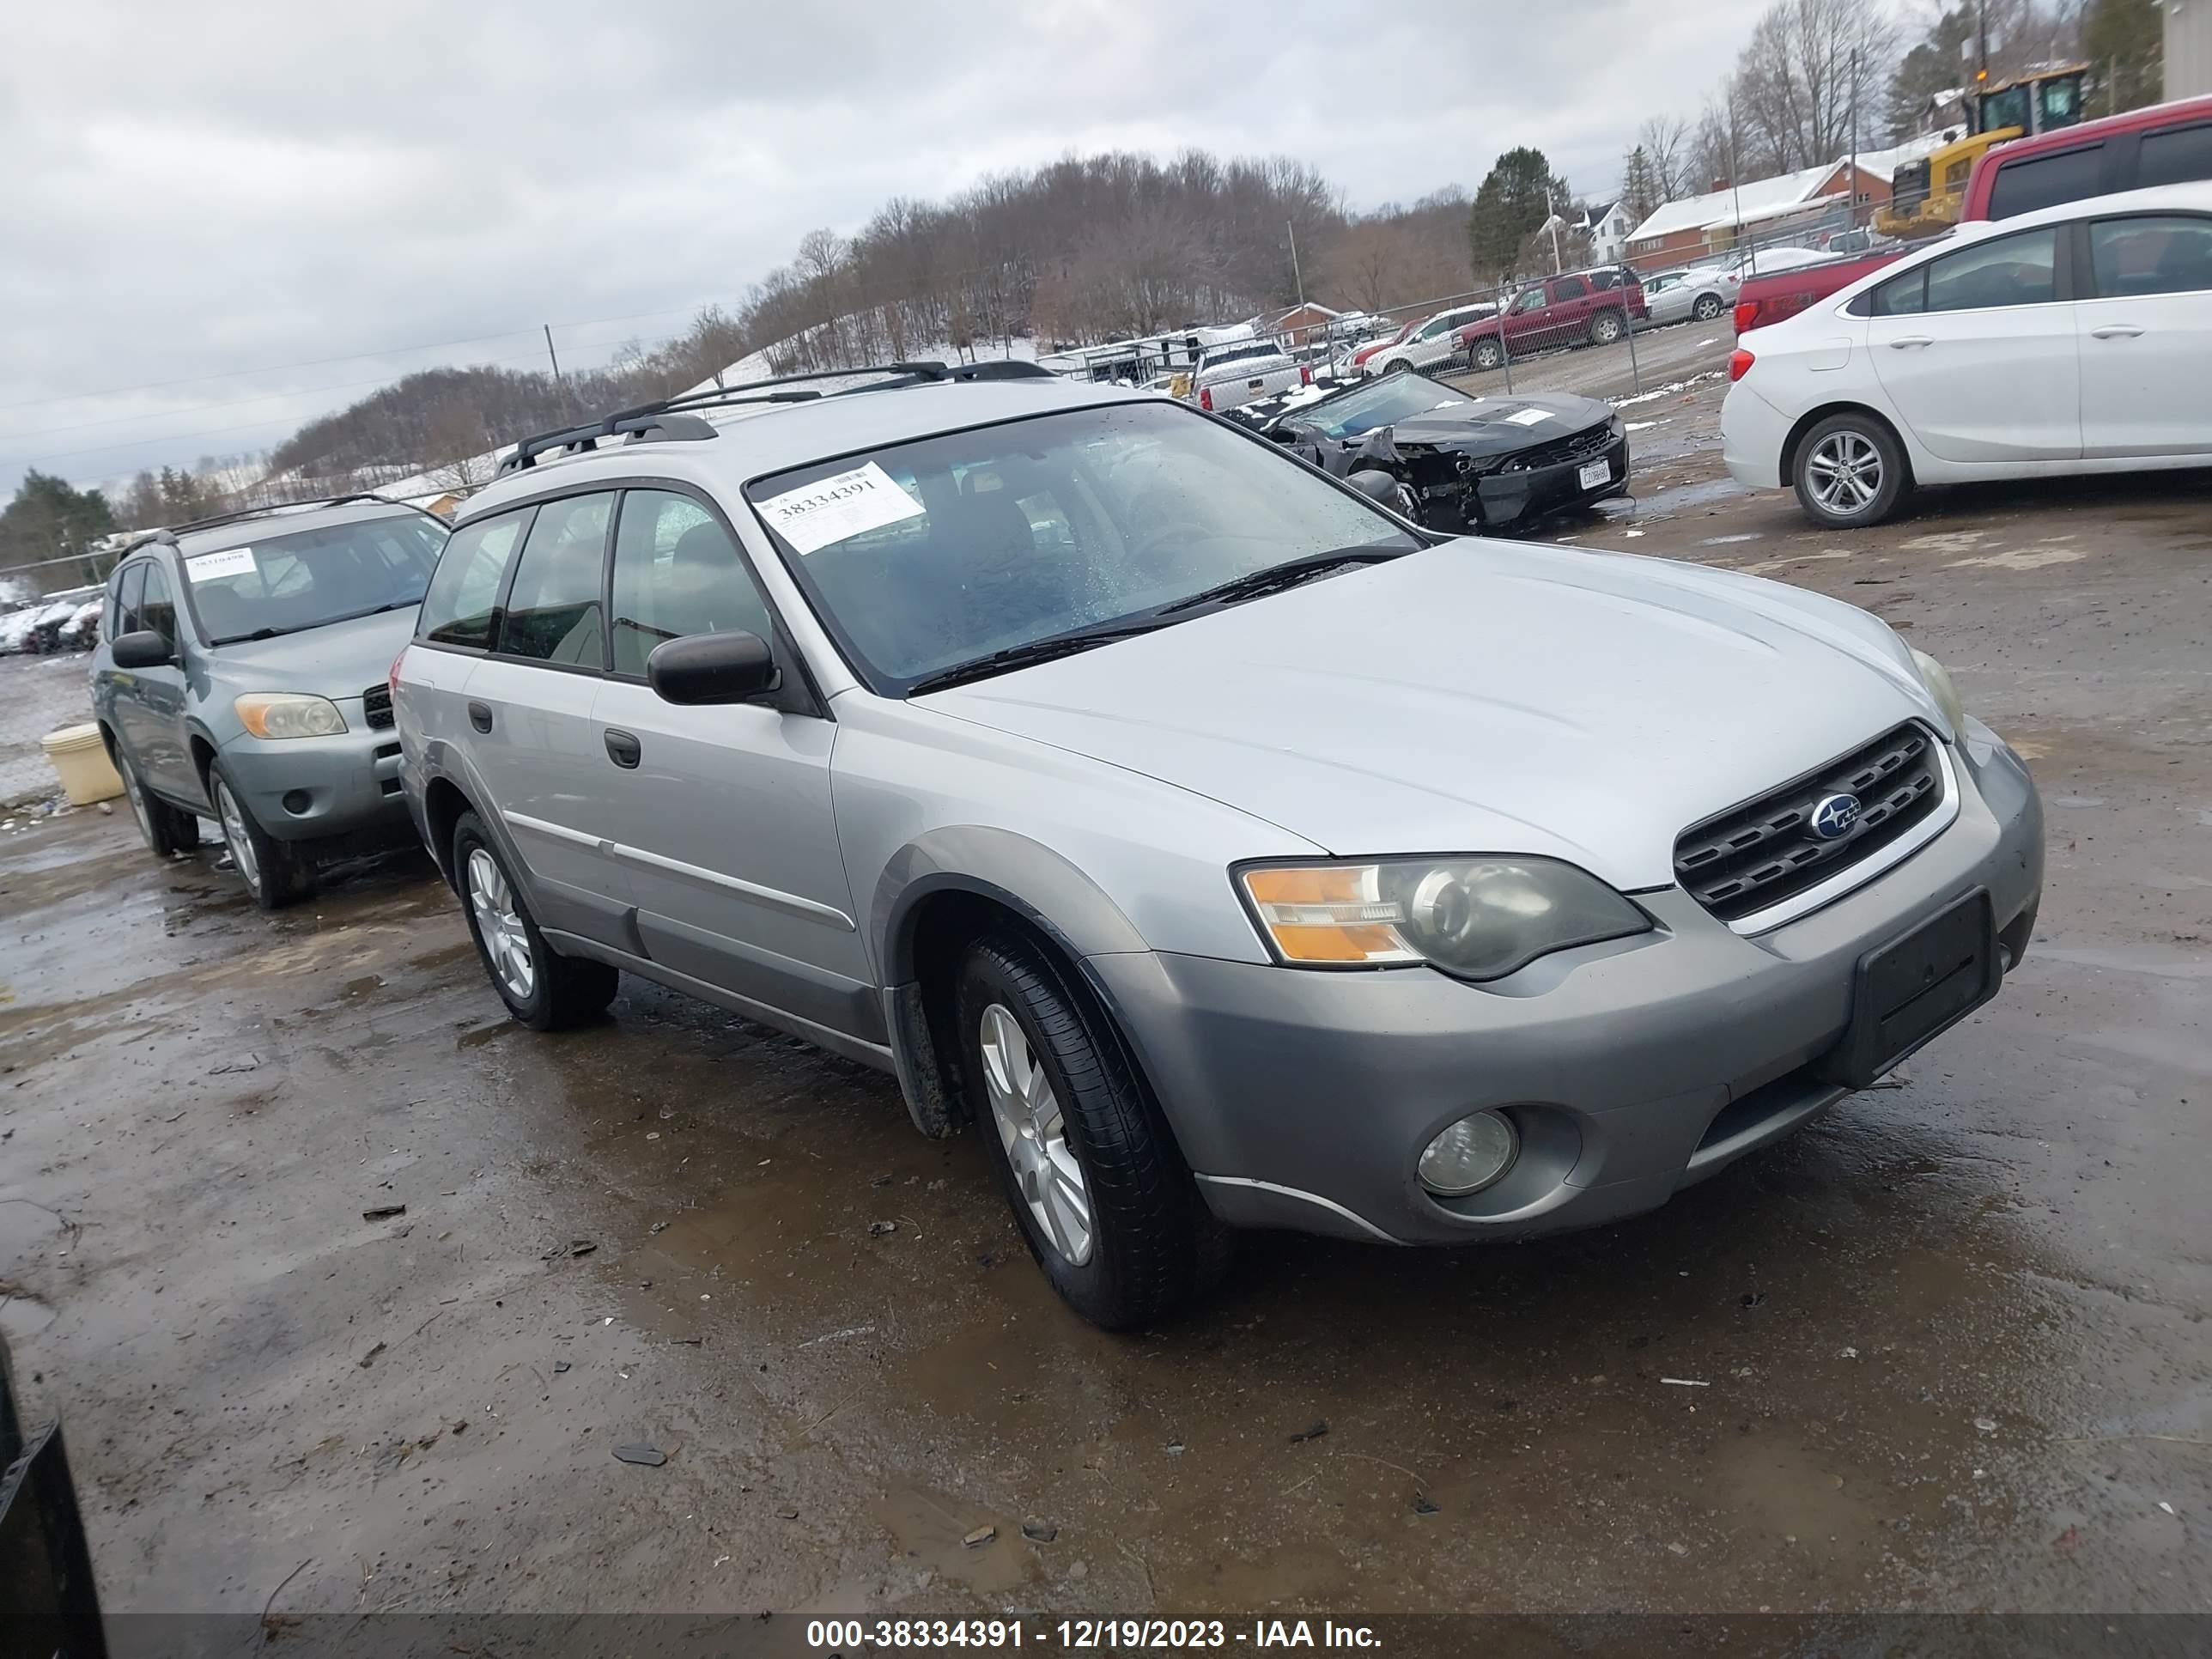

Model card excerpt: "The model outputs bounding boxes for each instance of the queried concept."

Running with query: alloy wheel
[977,1002,1093,1267]
[467,848,537,1002]
[215,779,260,896]
[1805,430,1884,517]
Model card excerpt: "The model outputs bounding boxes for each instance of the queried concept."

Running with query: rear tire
[956,933,1224,1330]
[1791,411,1910,529]
[1692,292,1724,321]
[115,748,198,858]
[209,760,313,910]
[1589,309,1625,346]
[452,811,617,1030]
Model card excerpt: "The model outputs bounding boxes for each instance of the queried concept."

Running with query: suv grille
[1674,724,1944,922]
[1505,422,1614,472]
[362,685,394,730]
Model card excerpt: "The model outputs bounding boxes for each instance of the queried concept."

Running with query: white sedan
[1723,183,2212,526]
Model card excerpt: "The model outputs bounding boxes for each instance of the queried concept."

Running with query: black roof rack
[120,491,436,555]
[493,357,1059,476]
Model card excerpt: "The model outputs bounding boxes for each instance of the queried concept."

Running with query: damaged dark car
[1226,369,1629,533]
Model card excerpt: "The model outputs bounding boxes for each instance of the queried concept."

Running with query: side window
[2089,216,2212,298]
[1552,276,1588,301]
[113,563,145,635]
[499,493,612,667]
[1510,288,1547,314]
[1923,228,2057,311]
[1589,269,1621,290]
[1985,144,2105,220]
[2136,124,2212,190]
[420,509,530,650]
[1869,269,1928,316]
[610,490,775,679]
[138,564,178,642]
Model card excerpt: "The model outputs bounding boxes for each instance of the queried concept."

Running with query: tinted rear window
[2136,123,2212,190]
[1985,143,2105,219]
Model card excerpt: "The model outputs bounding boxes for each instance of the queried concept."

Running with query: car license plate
[1826,890,1998,1089]
[1578,459,1611,490]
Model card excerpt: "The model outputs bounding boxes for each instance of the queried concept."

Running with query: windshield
[1286,374,1465,441]
[184,513,447,644]
[746,402,1417,695]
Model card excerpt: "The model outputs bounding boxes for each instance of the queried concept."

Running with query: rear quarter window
[1984,143,2106,220]
[419,507,532,650]
[2136,123,2212,190]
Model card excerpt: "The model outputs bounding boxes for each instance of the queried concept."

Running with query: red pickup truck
[1735,93,2212,333]
[1457,267,1649,370]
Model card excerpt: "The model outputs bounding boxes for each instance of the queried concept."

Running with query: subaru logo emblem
[1809,793,1862,840]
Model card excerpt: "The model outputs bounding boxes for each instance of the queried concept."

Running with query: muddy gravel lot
[3,394,2207,1632]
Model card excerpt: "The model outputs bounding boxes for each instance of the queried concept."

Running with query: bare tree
[1733,0,1898,176]
[1688,100,1735,194]
[1637,114,1692,199]
[423,399,496,493]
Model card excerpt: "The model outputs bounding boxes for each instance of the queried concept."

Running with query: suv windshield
[183,513,447,645]
[1285,374,1464,441]
[746,402,1418,695]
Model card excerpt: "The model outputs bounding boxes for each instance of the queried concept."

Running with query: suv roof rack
[494,357,1059,476]
[120,491,434,555]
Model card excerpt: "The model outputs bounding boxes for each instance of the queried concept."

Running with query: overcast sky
[1,0,1778,497]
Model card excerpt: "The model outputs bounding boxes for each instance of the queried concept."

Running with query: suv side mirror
[110,630,172,670]
[647,630,781,706]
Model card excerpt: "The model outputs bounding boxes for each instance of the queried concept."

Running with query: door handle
[2090,324,2144,339]
[604,729,641,769]
[1887,336,1934,349]
[466,701,493,733]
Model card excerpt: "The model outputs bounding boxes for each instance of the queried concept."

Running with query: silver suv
[395,362,2042,1328]
[92,495,448,908]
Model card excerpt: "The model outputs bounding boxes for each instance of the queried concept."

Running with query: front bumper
[1088,726,2042,1246]
[1414,431,1631,532]
[217,708,410,844]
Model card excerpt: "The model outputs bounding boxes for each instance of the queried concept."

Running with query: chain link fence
[0,651,96,809]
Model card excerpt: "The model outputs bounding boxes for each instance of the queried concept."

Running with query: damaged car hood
[919,539,1942,892]
[1382,393,1613,456]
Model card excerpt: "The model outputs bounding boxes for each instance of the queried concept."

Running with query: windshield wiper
[905,619,1170,696]
[1157,544,1407,617]
[212,598,420,647]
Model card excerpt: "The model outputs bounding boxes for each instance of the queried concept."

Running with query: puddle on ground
[869,1481,1037,1595]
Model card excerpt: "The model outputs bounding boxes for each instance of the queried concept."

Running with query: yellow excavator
[1875,63,2089,240]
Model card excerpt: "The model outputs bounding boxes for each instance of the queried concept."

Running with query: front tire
[115,749,198,858]
[1692,292,1724,321]
[209,760,313,910]
[452,811,617,1030]
[1792,412,1910,528]
[1382,358,1412,376]
[957,933,1222,1330]
[1471,339,1504,372]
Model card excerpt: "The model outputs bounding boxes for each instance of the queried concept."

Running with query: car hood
[1383,393,1615,456]
[921,540,1941,891]
[203,605,420,702]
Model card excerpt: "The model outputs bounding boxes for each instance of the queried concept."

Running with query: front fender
[872,825,1150,984]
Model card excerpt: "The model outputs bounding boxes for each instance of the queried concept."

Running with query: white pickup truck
[1189,340,1308,415]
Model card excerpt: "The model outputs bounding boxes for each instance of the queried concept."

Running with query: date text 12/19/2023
[805,1619,1384,1650]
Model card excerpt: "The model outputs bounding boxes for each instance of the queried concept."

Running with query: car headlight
[1909,647,1966,733]
[1237,856,1651,981]
[234,693,348,739]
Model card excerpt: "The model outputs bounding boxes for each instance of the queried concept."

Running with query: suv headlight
[1238,856,1650,981]
[234,693,347,739]
[1909,648,1966,733]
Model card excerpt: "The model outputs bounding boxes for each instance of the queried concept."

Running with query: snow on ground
[1614,370,1728,408]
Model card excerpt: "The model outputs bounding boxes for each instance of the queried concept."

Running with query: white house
[1579,199,1634,263]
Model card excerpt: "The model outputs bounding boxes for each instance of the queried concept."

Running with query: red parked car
[1735,94,2212,334]
[1457,268,1649,370]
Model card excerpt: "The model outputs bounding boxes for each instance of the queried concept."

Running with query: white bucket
[40,723,124,806]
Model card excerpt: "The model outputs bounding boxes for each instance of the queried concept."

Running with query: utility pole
[1547,184,1564,275]
[1286,219,1306,310]
[1728,93,1747,270]
[543,323,565,386]
[1847,47,1860,233]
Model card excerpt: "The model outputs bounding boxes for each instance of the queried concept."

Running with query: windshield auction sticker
[757,462,924,555]
[185,546,258,583]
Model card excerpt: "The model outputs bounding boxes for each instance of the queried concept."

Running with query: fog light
[1419,1110,1518,1196]
[282,790,311,814]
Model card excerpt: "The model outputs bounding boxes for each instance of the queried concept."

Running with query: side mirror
[110,630,172,670]
[1346,469,1401,507]
[646,630,780,706]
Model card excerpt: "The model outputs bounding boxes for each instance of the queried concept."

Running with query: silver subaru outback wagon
[394,361,2043,1329]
